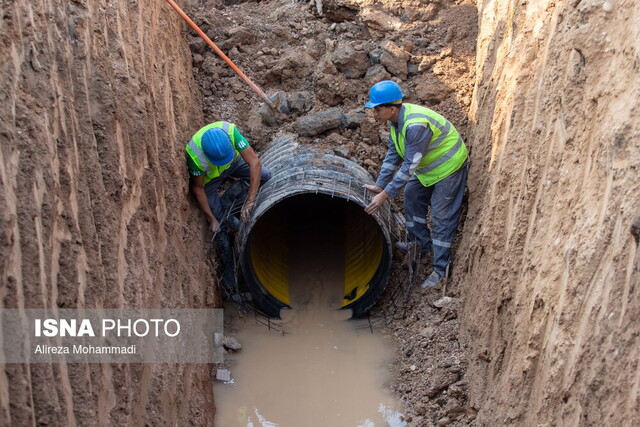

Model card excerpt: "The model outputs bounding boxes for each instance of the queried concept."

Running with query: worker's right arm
[364,137,400,214]
[190,175,220,232]
[374,136,403,190]
[383,124,432,198]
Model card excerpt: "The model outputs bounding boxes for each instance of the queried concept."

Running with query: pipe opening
[245,193,384,311]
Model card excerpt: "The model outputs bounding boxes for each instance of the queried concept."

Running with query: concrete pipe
[236,136,398,318]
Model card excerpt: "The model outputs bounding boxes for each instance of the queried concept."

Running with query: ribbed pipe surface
[237,136,397,318]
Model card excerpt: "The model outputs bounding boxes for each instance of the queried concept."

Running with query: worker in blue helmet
[185,121,271,290]
[363,81,468,288]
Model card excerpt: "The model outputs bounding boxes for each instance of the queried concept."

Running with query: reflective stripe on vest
[185,122,239,184]
[390,104,467,187]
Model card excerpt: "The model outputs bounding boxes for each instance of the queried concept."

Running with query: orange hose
[165,0,275,109]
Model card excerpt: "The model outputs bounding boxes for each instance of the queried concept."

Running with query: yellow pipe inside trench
[247,194,384,308]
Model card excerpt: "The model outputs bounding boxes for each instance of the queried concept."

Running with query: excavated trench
[4,0,637,425]
[236,137,398,318]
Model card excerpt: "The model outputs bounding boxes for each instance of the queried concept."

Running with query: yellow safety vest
[185,121,240,184]
[390,104,468,186]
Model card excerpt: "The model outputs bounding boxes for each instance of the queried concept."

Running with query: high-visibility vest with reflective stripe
[390,104,468,187]
[185,121,240,184]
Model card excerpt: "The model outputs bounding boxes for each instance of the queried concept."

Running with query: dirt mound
[186,0,477,175]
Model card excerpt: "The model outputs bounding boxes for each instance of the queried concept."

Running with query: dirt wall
[461,0,639,424]
[0,0,215,425]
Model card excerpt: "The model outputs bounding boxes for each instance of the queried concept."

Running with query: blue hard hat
[202,128,234,166]
[365,80,404,108]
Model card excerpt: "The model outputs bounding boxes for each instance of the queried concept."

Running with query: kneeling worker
[363,81,468,288]
[186,121,271,289]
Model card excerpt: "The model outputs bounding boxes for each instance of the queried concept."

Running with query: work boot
[421,271,443,288]
[395,241,432,255]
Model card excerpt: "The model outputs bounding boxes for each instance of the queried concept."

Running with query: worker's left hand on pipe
[209,218,221,233]
[365,191,389,215]
[241,198,255,222]
[363,184,383,194]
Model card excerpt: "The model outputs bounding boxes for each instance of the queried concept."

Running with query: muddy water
[214,204,406,426]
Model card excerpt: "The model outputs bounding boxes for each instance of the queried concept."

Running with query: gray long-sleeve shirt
[375,122,434,198]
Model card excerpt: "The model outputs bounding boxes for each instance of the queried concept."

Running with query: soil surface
[1,0,214,425]
[460,1,640,425]
[187,0,476,167]
[186,0,478,425]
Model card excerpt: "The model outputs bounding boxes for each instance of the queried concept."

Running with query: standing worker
[363,81,468,288]
[186,121,271,289]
